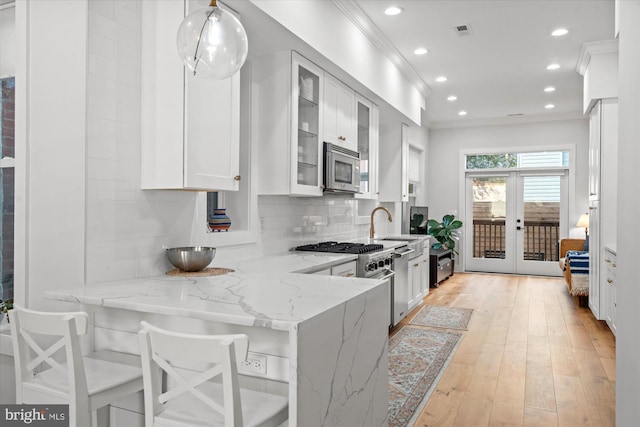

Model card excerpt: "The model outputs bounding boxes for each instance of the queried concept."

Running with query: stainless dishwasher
[391,245,415,326]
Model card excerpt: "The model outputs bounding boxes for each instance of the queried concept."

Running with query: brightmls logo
[0,405,68,426]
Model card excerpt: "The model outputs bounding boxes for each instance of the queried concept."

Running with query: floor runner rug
[388,326,463,427]
[409,304,474,330]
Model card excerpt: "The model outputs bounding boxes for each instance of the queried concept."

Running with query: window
[0,2,14,303]
[1,77,14,302]
[466,151,569,170]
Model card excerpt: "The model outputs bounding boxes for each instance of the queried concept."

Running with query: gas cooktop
[295,241,384,255]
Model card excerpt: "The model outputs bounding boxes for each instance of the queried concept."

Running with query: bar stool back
[138,321,288,427]
[10,306,143,427]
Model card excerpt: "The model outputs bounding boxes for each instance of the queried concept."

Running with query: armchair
[559,238,588,306]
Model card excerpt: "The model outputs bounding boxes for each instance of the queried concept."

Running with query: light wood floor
[392,272,616,427]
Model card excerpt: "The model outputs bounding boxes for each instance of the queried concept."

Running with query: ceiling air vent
[507,113,524,117]
[455,24,471,35]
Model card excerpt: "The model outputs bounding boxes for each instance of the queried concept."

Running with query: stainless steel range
[295,241,397,327]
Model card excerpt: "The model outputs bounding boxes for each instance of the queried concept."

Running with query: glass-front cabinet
[355,95,379,199]
[291,53,324,196]
[255,51,325,196]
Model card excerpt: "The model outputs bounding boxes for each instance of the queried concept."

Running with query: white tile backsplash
[86,0,195,284]
[257,195,370,254]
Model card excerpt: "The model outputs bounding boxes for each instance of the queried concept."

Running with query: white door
[465,170,567,275]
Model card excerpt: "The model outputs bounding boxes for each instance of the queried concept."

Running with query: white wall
[615,1,640,423]
[248,0,425,125]
[85,0,195,283]
[427,119,589,265]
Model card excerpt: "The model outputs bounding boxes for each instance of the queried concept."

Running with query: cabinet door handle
[345,273,354,277]
[414,263,420,267]
[338,136,346,141]
[234,175,241,181]
[607,278,613,283]
[612,264,616,267]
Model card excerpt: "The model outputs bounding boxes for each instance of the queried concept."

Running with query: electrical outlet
[239,352,267,375]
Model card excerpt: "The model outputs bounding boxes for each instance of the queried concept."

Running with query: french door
[465,170,567,275]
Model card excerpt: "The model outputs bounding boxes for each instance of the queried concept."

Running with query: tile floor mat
[408,304,474,330]
[388,326,463,427]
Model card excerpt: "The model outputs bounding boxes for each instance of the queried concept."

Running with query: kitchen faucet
[370,206,393,238]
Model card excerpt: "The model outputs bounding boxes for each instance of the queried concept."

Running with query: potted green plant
[427,214,463,255]
[0,299,12,324]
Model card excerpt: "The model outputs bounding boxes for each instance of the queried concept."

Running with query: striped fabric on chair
[565,250,589,275]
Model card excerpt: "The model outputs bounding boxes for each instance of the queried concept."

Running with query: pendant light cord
[192,1,218,76]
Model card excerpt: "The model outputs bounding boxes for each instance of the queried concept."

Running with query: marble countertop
[45,251,384,332]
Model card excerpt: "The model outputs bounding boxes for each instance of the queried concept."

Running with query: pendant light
[176,0,248,79]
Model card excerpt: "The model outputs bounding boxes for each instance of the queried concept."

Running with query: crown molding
[427,111,587,130]
[576,39,619,76]
[332,0,431,99]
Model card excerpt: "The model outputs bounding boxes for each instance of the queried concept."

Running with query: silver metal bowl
[166,246,216,272]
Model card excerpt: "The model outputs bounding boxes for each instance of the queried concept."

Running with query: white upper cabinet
[141,0,240,191]
[255,51,324,196]
[355,95,379,200]
[378,122,409,202]
[323,74,357,152]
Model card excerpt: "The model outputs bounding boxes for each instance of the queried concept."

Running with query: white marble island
[45,252,389,426]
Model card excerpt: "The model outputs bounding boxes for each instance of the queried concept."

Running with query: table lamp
[576,213,589,238]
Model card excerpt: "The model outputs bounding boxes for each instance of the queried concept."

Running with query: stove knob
[385,258,391,265]
[367,263,376,271]
[378,260,385,268]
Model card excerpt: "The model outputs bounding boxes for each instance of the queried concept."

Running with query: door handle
[516,226,522,230]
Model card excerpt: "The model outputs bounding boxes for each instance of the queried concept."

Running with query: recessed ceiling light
[544,86,556,92]
[384,6,403,16]
[545,104,555,109]
[447,95,457,101]
[551,28,569,37]
[436,76,448,82]
[546,63,560,70]
[414,48,428,55]
[458,110,467,116]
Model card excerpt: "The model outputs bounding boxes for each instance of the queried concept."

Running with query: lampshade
[176,0,248,79]
[576,213,589,228]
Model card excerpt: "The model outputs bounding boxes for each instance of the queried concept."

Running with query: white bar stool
[138,321,288,427]
[9,305,143,427]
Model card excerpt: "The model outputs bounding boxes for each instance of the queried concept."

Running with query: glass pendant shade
[176,1,248,79]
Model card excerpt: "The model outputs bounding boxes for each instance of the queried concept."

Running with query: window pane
[472,177,506,259]
[1,167,13,301]
[518,151,566,168]
[522,176,560,262]
[466,154,517,169]
[466,151,569,170]
[1,77,14,301]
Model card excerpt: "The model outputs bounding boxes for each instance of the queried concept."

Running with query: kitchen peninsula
[44,252,389,426]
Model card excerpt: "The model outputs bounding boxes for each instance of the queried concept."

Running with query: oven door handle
[394,248,415,258]
[373,270,395,281]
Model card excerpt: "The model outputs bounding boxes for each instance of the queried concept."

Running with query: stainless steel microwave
[323,142,361,193]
